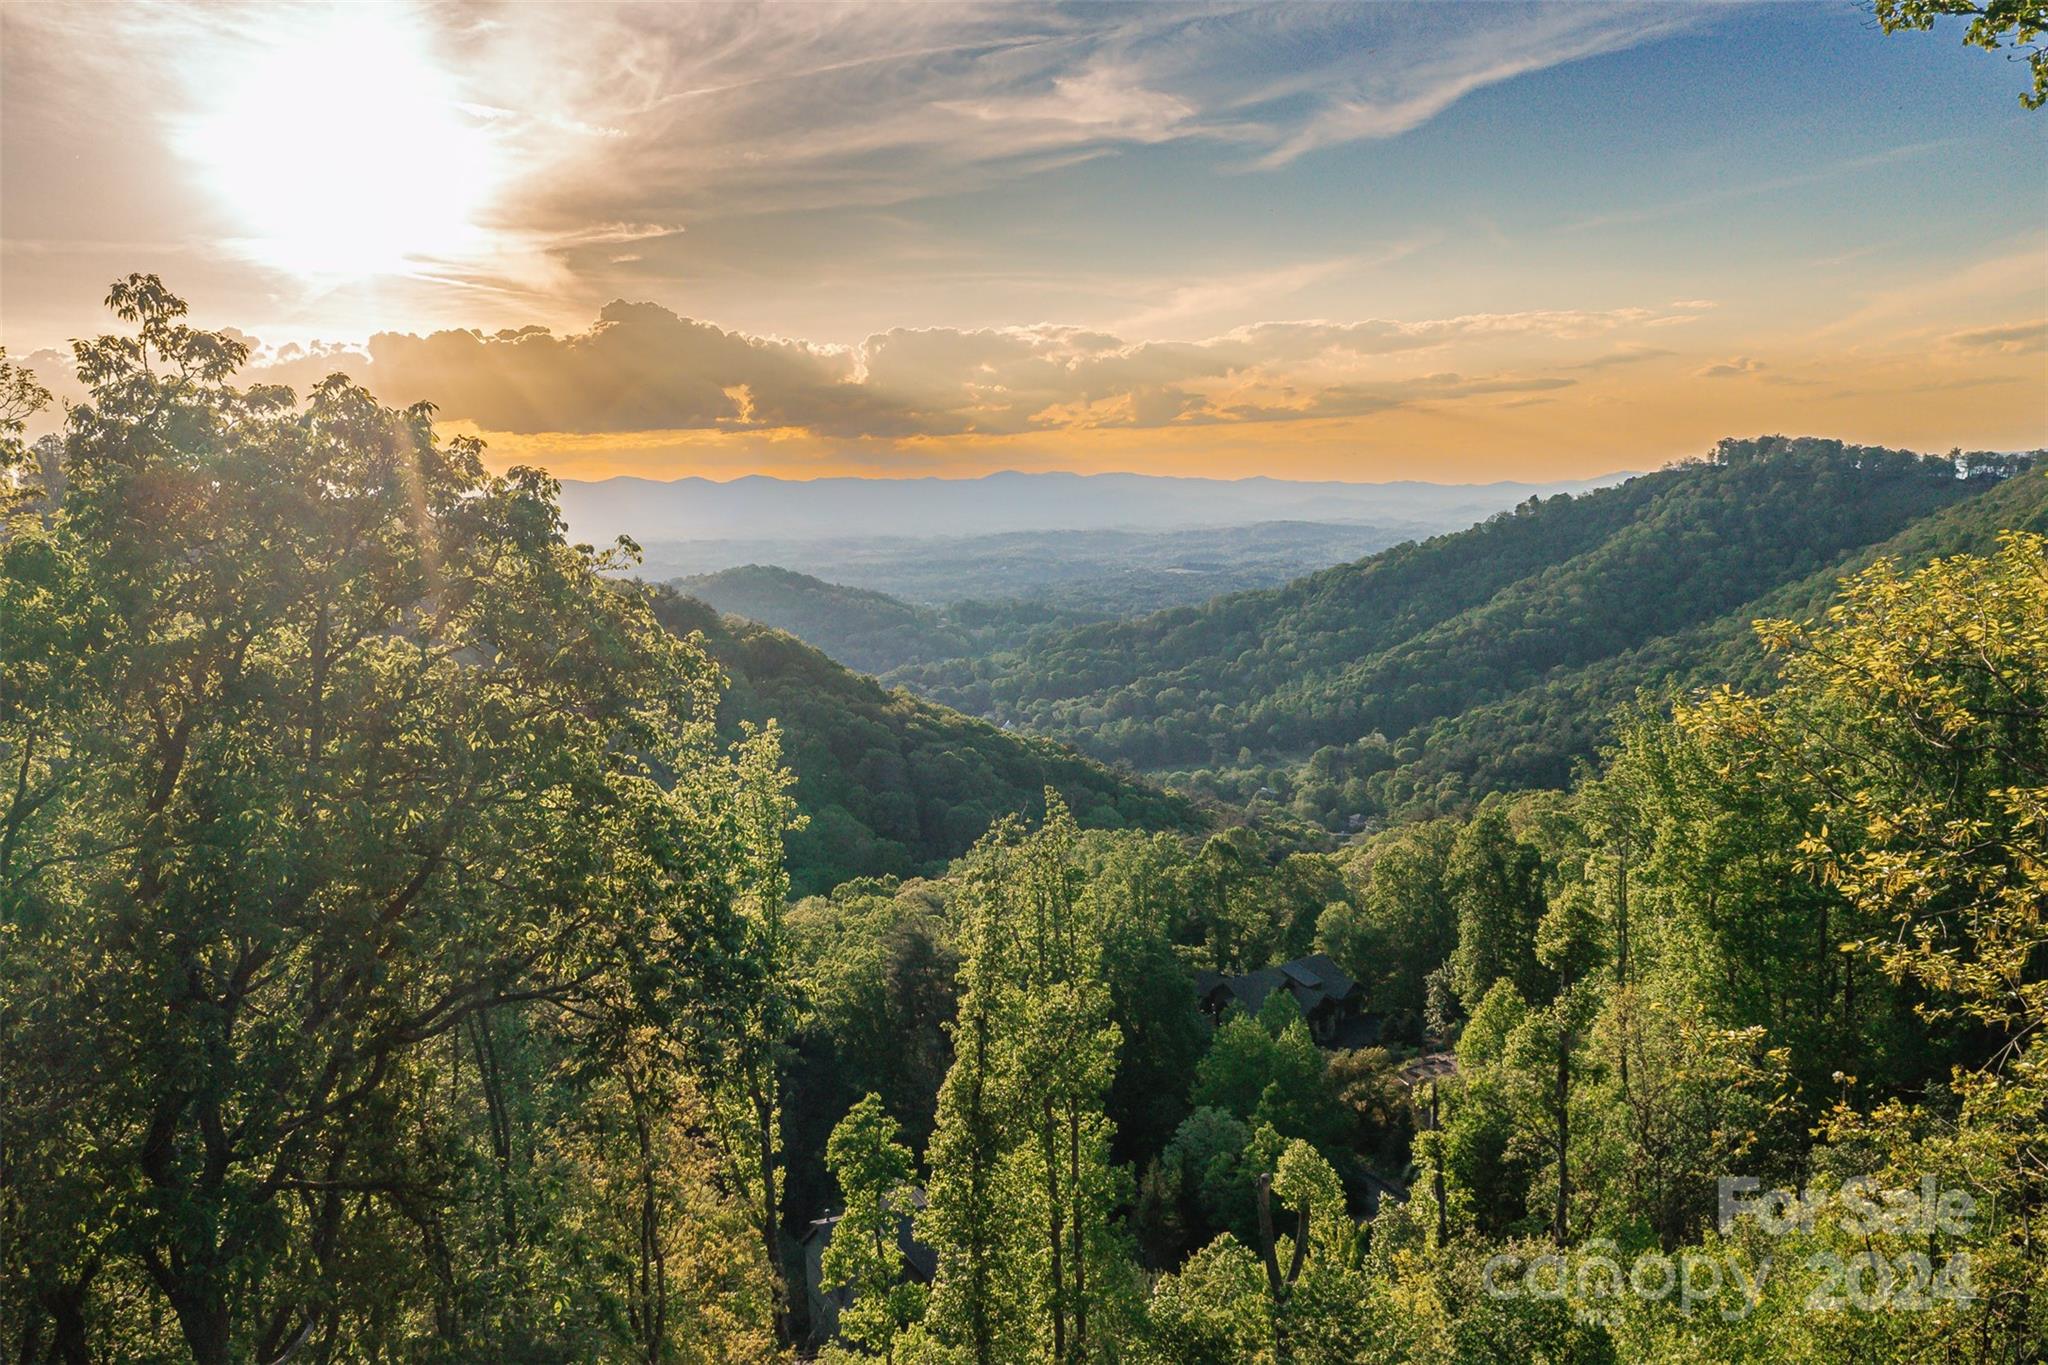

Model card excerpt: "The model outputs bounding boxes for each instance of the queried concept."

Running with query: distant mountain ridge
[661,520,1419,620]
[560,468,1632,546]
[649,440,2045,853]
[894,438,2045,825]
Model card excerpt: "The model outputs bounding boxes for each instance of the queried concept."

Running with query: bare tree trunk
[1255,1174,1310,1364]
[1615,841,1631,1095]
[1553,1025,1571,1247]
[1041,1098,1065,1364]
[1429,1080,1447,1249]
[35,1280,92,1365]
[1068,1106,1086,1360]
[748,1064,791,1349]
[629,1081,668,1365]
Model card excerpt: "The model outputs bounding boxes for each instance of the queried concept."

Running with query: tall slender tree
[920,797,1134,1363]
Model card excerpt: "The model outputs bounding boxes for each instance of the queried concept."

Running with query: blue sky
[3,1,2042,480]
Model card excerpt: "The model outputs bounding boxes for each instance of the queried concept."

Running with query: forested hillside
[675,564,1114,675]
[7,280,2046,1363]
[902,439,2040,823]
[1359,463,2048,817]
[650,590,1196,895]
[768,531,2048,1361]
[677,565,982,672]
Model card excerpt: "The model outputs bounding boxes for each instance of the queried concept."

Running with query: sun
[174,6,499,280]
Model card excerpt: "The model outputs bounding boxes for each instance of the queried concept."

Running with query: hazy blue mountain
[559,468,1631,548]
[647,521,1435,613]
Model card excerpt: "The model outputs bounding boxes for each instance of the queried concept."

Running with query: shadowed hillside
[648,589,1200,894]
[676,565,980,673]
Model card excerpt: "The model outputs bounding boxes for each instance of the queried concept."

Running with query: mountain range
[648,521,1425,611]
[895,438,2045,821]
[662,438,2045,843]
[560,468,1631,547]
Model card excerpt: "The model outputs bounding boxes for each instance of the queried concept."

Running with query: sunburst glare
[173,6,498,280]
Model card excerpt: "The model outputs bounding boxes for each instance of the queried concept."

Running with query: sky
[2,1,2044,483]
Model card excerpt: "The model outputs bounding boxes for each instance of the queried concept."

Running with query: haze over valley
[4,3,2045,1360]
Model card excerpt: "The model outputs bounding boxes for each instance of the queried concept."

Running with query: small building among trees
[799,1189,935,1349]
[1193,952,1378,1047]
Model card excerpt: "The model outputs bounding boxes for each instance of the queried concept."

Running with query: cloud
[1265,374,1576,421]
[1696,356,1766,379]
[1815,240,2048,339]
[1111,250,1421,334]
[202,298,1674,440]
[317,303,921,437]
[8,2,1703,263]
[1946,320,2048,354]
[1569,345,1676,371]
[1564,141,1955,233]
[1244,5,1701,168]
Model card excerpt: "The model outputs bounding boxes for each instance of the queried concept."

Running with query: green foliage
[1142,1107,1259,1261]
[918,800,1139,1364]
[678,564,981,674]
[0,278,790,1360]
[1458,981,1530,1071]
[1139,1141,1385,1364]
[1320,818,1460,1040]
[1140,1235,1272,1363]
[1190,1010,1348,1161]
[1193,1015,1284,1121]
[784,879,959,1222]
[1686,533,2048,1349]
[1172,829,1342,972]
[901,440,2042,827]
[0,346,53,515]
[1447,803,1553,1009]
[822,1094,927,1357]
[1875,0,2048,106]
[650,591,1200,896]
[13,279,2048,1363]
[1077,832,1212,1164]
[1324,1046,1415,1167]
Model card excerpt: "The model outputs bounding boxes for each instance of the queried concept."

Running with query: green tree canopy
[0,277,789,1361]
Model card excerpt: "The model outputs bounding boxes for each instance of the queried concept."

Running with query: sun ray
[172,6,499,281]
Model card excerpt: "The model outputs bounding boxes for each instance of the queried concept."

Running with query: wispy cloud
[1112,245,1428,335]
[1245,5,1703,168]
[1564,141,1956,233]
[1570,346,1676,371]
[1815,239,2048,339]
[7,1,1712,264]
[1947,320,2048,354]
[1696,356,1766,379]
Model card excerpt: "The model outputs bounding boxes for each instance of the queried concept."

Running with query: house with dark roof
[1192,952,1378,1048]
[1397,1050,1459,1091]
[799,1188,935,1348]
